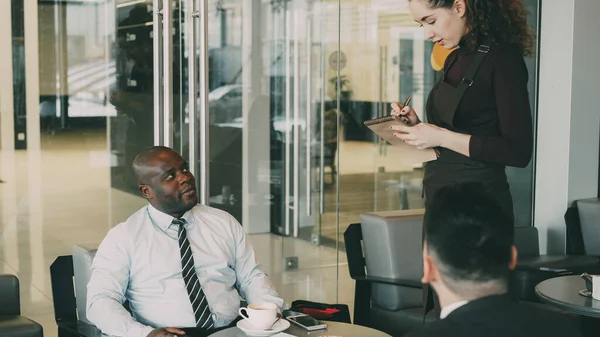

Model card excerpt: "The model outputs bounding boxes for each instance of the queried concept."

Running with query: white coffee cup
[592,275,600,300]
[238,303,278,330]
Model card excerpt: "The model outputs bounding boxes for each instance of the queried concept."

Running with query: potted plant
[329,75,353,101]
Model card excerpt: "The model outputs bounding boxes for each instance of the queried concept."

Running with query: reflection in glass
[110,2,154,194]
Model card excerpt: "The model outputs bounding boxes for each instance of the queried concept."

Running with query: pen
[399,95,412,124]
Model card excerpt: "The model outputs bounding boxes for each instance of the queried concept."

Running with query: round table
[209,321,391,337]
[535,275,600,318]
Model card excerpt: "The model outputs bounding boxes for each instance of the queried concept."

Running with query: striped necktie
[173,218,214,329]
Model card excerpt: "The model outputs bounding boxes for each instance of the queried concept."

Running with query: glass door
[110,0,342,306]
[331,1,438,249]
[373,27,432,213]
[108,0,162,225]
[200,0,328,242]
[201,0,338,304]
[109,0,197,222]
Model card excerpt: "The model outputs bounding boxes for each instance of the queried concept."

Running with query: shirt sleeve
[230,216,285,310]
[86,226,154,337]
[468,48,533,168]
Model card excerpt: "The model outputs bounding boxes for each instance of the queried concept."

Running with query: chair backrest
[359,209,425,311]
[0,274,20,316]
[514,226,540,258]
[577,198,600,255]
[50,255,78,323]
[50,245,99,325]
[565,205,586,255]
[72,245,98,324]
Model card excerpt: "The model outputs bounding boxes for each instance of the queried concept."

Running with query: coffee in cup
[238,303,279,330]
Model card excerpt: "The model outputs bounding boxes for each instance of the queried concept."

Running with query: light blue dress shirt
[87,204,284,337]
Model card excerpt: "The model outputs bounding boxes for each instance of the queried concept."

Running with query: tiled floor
[0,130,362,337]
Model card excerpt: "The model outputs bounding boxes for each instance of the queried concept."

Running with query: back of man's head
[424,183,515,297]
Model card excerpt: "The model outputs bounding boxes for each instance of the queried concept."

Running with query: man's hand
[147,327,186,337]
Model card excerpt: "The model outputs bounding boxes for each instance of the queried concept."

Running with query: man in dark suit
[407,183,582,337]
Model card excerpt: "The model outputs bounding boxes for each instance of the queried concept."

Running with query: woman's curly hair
[419,0,535,56]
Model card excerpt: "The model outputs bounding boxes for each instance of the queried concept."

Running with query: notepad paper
[364,116,438,166]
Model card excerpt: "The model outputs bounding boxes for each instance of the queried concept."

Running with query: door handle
[318,8,325,216]
[305,17,312,217]
[284,9,292,236]
[197,0,210,205]
[187,0,197,175]
[162,0,173,147]
[153,0,164,145]
[292,10,300,238]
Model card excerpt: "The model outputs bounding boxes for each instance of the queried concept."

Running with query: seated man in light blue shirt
[87,146,284,337]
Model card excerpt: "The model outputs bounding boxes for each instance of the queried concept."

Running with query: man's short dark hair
[132,146,175,185]
[424,183,515,288]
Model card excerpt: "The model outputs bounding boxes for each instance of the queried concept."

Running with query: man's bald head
[132,146,198,217]
[132,146,178,185]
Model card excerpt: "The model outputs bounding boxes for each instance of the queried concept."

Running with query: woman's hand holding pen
[390,100,445,150]
[390,102,420,126]
[390,122,448,150]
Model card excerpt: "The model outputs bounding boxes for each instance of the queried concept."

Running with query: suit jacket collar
[446,294,513,318]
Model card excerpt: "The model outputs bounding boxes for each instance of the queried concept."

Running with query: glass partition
[0,1,541,333]
[334,0,541,249]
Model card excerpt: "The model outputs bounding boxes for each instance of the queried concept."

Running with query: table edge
[535,284,600,318]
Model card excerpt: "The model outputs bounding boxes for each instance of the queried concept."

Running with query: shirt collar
[440,300,469,319]
[147,204,193,231]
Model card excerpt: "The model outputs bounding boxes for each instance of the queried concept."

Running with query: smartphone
[285,313,327,331]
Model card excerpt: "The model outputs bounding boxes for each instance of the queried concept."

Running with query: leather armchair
[576,198,600,255]
[0,274,44,337]
[345,211,598,336]
[51,245,108,337]
[345,210,436,337]
[513,226,600,302]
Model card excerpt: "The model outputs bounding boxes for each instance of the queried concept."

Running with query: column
[535,0,600,254]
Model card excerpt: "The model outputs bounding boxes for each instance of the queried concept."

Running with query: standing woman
[392,0,534,221]
[390,0,534,315]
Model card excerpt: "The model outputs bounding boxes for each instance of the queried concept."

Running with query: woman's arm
[439,129,471,157]
[469,48,534,168]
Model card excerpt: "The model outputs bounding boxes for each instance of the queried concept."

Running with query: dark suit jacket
[407,294,581,337]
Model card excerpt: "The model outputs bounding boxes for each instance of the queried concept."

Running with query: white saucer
[236,318,291,336]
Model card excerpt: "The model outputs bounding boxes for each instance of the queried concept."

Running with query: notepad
[364,116,438,166]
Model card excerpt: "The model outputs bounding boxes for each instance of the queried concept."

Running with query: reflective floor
[0,130,359,337]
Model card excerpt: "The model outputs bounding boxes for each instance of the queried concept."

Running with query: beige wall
[0,1,14,150]
[324,5,423,103]
[38,4,66,96]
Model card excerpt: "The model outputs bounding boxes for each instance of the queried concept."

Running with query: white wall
[535,0,600,254]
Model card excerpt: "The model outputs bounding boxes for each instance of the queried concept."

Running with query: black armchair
[50,251,246,337]
[512,226,600,302]
[344,210,437,337]
[0,274,44,337]
[50,255,103,337]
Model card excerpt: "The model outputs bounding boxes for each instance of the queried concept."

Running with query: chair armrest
[58,320,104,337]
[353,275,423,289]
[0,274,20,315]
[517,255,600,273]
